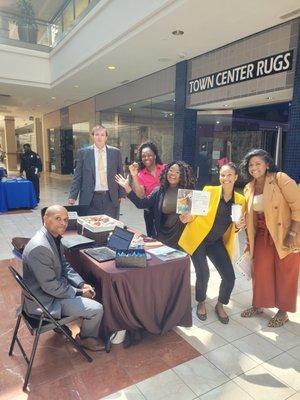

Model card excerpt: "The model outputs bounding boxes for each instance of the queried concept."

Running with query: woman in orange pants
[240,149,300,327]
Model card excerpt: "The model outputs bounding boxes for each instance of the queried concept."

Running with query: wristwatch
[288,231,297,237]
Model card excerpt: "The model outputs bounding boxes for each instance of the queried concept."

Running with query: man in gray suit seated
[68,125,125,219]
[22,205,104,351]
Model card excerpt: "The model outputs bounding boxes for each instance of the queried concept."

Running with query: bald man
[22,205,104,351]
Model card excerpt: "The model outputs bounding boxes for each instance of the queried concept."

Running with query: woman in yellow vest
[179,162,245,324]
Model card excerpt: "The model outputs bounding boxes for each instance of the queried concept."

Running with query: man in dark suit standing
[20,143,42,203]
[68,125,125,218]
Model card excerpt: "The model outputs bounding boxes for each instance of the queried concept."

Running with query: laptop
[84,226,134,262]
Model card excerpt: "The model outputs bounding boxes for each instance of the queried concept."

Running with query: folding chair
[8,266,93,391]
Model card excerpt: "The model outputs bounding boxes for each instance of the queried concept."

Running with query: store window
[72,122,90,160]
[100,93,175,167]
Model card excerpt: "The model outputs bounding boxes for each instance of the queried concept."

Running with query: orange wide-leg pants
[252,215,299,313]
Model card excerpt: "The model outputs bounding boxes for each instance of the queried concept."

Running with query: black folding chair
[8,266,93,391]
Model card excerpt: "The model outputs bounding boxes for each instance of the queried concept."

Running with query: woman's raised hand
[129,162,139,177]
[115,174,132,193]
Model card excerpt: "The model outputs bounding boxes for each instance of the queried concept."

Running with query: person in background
[22,205,104,351]
[68,125,125,219]
[240,149,300,327]
[196,144,210,189]
[116,161,195,248]
[20,143,42,203]
[179,163,245,324]
[129,142,166,236]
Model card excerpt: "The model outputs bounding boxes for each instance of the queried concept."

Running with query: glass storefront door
[195,103,289,187]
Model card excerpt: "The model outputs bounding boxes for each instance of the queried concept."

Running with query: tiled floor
[0,173,299,400]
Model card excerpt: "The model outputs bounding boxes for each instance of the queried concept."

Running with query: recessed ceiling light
[216,120,220,124]
[266,96,273,100]
[223,104,229,107]
[51,96,56,100]
[107,65,116,70]
[128,108,132,111]
[74,85,79,88]
[172,30,184,36]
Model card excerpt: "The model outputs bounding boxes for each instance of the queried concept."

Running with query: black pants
[144,209,154,237]
[88,191,120,219]
[26,171,40,202]
[191,238,235,305]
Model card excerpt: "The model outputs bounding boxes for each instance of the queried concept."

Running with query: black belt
[94,190,108,195]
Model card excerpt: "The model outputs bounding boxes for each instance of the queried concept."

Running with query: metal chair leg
[9,314,22,356]
[22,318,43,391]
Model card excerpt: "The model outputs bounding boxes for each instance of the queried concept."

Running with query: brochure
[176,189,210,215]
[147,245,187,261]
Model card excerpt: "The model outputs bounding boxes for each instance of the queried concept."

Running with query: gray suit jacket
[69,145,125,206]
[22,227,84,318]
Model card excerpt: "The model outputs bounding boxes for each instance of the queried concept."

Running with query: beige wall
[95,66,176,111]
[69,97,96,132]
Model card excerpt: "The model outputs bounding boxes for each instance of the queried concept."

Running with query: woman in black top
[115,161,195,248]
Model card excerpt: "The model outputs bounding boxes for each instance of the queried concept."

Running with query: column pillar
[285,24,300,182]
[173,61,197,167]
[4,116,18,172]
[34,117,43,158]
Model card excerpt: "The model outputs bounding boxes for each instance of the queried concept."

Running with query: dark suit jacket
[69,145,125,207]
[22,227,84,318]
[127,188,164,238]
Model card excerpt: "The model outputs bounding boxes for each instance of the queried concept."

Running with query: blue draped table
[0,179,37,212]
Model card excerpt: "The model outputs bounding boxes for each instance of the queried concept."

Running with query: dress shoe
[215,305,229,324]
[196,303,207,321]
[75,334,105,351]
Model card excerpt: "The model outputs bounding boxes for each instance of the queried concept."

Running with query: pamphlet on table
[147,246,187,261]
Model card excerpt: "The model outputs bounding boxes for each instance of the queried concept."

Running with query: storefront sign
[188,50,293,94]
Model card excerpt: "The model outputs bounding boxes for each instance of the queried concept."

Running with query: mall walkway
[0,174,299,400]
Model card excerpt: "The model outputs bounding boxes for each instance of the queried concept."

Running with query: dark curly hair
[138,142,162,170]
[240,149,278,181]
[160,161,196,192]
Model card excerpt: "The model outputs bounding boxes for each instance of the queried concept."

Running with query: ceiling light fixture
[128,108,132,111]
[266,96,273,100]
[172,30,184,36]
[51,96,56,100]
[107,65,116,70]
[74,85,79,88]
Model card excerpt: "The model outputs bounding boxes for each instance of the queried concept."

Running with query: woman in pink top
[129,142,166,236]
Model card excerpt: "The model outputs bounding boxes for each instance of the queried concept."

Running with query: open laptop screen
[107,226,134,250]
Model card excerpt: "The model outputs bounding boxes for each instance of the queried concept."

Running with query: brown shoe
[75,334,105,351]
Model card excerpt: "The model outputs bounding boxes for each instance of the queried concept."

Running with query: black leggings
[191,238,235,305]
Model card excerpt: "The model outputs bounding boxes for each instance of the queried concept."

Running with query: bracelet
[288,231,297,237]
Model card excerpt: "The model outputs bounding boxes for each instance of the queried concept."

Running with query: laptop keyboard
[86,247,116,261]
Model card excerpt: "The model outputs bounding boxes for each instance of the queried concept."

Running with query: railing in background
[0,0,101,50]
